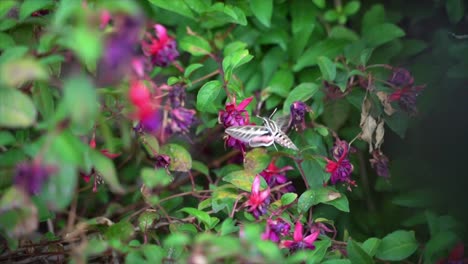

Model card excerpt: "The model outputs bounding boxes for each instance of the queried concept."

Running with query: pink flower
[325,139,355,186]
[246,175,270,219]
[142,24,179,67]
[260,162,294,192]
[280,221,320,252]
[262,218,291,243]
[218,97,253,150]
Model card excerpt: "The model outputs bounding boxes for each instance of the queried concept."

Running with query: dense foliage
[0,0,466,263]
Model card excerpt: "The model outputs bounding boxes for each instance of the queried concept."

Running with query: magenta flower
[246,175,271,219]
[142,24,179,67]
[260,162,294,192]
[262,218,291,243]
[387,67,425,115]
[168,107,196,134]
[280,221,320,252]
[218,97,253,150]
[154,154,171,169]
[290,101,310,131]
[370,150,390,178]
[325,139,354,185]
[14,161,56,195]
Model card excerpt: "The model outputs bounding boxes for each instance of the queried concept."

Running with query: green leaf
[250,0,273,27]
[0,131,15,146]
[141,168,172,188]
[361,4,385,33]
[184,63,204,78]
[0,88,37,128]
[294,39,348,71]
[0,46,29,65]
[312,0,325,9]
[1,58,49,87]
[375,230,418,261]
[281,193,297,206]
[244,148,271,174]
[160,144,192,172]
[446,0,464,24]
[32,82,55,120]
[344,1,360,16]
[105,221,135,241]
[384,111,409,138]
[138,211,158,232]
[196,80,222,112]
[362,238,381,257]
[19,0,54,21]
[424,231,458,263]
[347,239,373,264]
[0,32,15,50]
[283,83,318,113]
[223,170,255,192]
[268,69,294,98]
[0,187,38,238]
[67,27,103,67]
[363,23,405,48]
[139,132,159,156]
[322,99,351,131]
[89,149,125,194]
[297,187,348,213]
[62,75,98,133]
[37,164,76,210]
[0,0,17,18]
[322,260,351,264]
[192,160,209,176]
[180,207,211,226]
[299,156,329,189]
[180,35,212,56]
[317,56,337,81]
[148,0,194,19]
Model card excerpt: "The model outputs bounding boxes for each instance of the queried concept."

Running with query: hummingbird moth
[225,110,298,151]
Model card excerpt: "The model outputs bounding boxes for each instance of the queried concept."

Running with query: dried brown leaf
[375,120,385,150]
[376,91,396,116]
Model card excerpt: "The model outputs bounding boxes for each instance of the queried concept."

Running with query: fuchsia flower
[290,101,311,131]
[218,97,253,150]
[14,161,56,195]
[262,218,291,243]
[166,85,196,134]
[369,150,390,178]
[128,80,162,133]
[325,139,355,186]
[154,154,171,169]
[387,67,425,115]
[142,24,179,67]
[280,221,320,252]
[436,243,466,264]
[246,175,271,219]
[260,162,294,192]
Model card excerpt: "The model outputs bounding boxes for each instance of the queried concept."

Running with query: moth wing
[225,125,269,143]
[273,114,292,132]
[274,131,299,150]
[248,134,275,148]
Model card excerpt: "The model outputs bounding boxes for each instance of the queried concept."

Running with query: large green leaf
[249,0,273,27]
[179,35,212,56]
[19,0,54,21]
[375,230,418,261]
[160,144,192,172]
[363,23,405,48]
[244,148,271,174]
[149,0,195,19]
[0,88,37,128]
[196,80,222,112]
[89,149,125,194]
[293,39,348,71]
[283,83,318,113]
[347,239,373,264]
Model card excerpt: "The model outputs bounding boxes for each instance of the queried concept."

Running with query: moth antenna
[269,108,278,119]
[273,142,278,151]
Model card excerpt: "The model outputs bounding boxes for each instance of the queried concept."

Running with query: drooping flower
[369,150,390,178]
[290,101,311,131]
[168,107,196,134]
[387,67,425,115]
[218,97,253,150]
[325,139,355,185]
[14,161,56,195]
[280,221,320,252]
[260,162,294,192]
[142,24,179,67]
[97,15,143,86]
[262,218,291,243]
[154,154,171,169]
[246,175,271,219]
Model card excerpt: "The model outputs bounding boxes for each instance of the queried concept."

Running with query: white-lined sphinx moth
[225,110,298,151]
